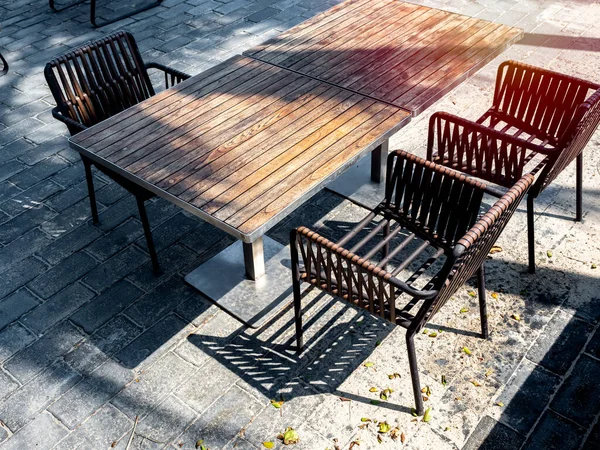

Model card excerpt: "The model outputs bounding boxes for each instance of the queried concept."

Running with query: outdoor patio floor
[0,0,599,449]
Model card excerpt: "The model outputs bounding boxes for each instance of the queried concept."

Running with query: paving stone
[138,211,200,253]
[94,181,128,206]
[495,360,561,435]
[0,289,40,331]
[41,199,98,238]
[116,314,192,369]
[8,155,70,189]
[50,162,87,188]
[21,282,94,334]
[86,217,145,261]
[0,204,56,244]
[0,228,52,272]
[246,6,280,22]
[526,310,595,375]
[89,315,144,356]
[0,180,22,205]
[111,352,195,419]
[0,256,48,299]
[41,223,103,265]
[94,195,138,231]
[0,360,82,431]
[0,161,26,184]
[82,245,150,292]
[585,325,600,359]
[49,359,134,429]
[583,419,600,449]
[53,404,132,450]
[63,339,109,378]
[463,415,525,450]
[71,280,144,333]
[0,323,36,364]
[18,135,68,166]
[0,178,62,215]
[0,370,19,401]
[176,386,262,449]
[0,412,67,450]
[550,354,600,428]
[0,138,36,165]
[46,179,105,212]
[0,118,45,149]
[522,410,586,450]
[127,394,197,449]
[124,276,196,328]
[3,321,86,385]
[27,251,99,299]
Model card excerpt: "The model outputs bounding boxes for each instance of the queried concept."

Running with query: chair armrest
[51,107,87,133]
[291,226,439,301]
[145,62,191,89]
[426,111,553,187]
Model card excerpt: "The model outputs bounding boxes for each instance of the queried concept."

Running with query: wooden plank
[72,55,252,145]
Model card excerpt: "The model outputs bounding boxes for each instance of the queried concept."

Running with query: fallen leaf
[375,340,381,346]
[360,418,372,423]
[364,362,374,368]
[491,292,499,299]
[460,307,469,313]
[468,291,477,297]
[380,388,392,401]
[369,387,378,393]
[349,440,361,449]
[277,427,299,445]
[358,424,368,430]
[592,263,597,269]
[195,440,207,450]
[422,396,429,401]
[462,347,472,356]
[547,250,553,258]
[263,442,275,449]
[377,435,383,444]
[489,246,502,254]
[422,329,428,335]
[388,373,401,380]
[339,397,351,402]
[441,375,447,386]
[423,408,432,423]
[378,422,391,433]
[485,368,494,377]
[411,408,418,417]
[512,313,521,321]
[496,401,504,407]
[111,442,117,448]
[401,432,406,443]
[271,399,284,409]
[470,380,481,387]
[390,427,400,441]
[428,332,438,338]
[444,426,451,431]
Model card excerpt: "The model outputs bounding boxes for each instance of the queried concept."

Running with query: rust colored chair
[45,31,190,273]
[427,60,600,273]
[291,150,534,415]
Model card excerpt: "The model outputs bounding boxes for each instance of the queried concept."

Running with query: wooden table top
[244,0,523,115]
[70,56,410,242]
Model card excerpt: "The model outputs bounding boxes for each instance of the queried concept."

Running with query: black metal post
[136,196,160,274]
[527,194,536,274]
[406,333,424,416]
[477,266,488,339]
[576,152,583,222]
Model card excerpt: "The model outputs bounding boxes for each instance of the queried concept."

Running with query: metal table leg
[326,138,390,209]
[185,236,293,328]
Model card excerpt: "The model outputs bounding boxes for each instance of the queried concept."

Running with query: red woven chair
[45,31,190,273]
[427,60,600,273]
[291,150,534,415]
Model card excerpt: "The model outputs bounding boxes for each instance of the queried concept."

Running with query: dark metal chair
[291,150,534,416]
[427,60,600,273]
[49,0,163,28]
[45,31,190,273]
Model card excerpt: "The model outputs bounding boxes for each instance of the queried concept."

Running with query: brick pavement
[0,0,600,449]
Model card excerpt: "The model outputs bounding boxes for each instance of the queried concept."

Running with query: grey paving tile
[0,360,82,431]
[0,412,67,450]
[0,204,56,244]
[82,246,150,292]
[86,217,144,261]
[49,359,134,429]
[111,352,195,419]
[0,370,19,401]
[41,223,103,265]
[0,178,62,215]
[550,355,600,428]
[71,280,144,333]
[0,289,40,331]
[0,323,36,364]
[526,311,595,375]
[0,227,52,272]
[53,404,132,450]
[583,419,600,449]
[0,256,48,299]
[585,325,600,359]
[21,282,95,333]
[3,320,85,384]
[522,410,586,450]
[63,340,109,378]
[27,251,99,299]
[495,360,561,435]
[89,315,144,356]
[8,154,70,189]
[463,415,525,450]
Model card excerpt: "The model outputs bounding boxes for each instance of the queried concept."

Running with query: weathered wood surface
[70,56,410,241]
[244,0,523,115]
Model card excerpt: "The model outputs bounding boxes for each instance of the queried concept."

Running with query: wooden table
[69,55,410,326]
[244,0,523,115]
[244,0,522,207]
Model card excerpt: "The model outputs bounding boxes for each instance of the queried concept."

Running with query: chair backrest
[382,150,487,249]
[44,31,154,135]
[419,172,534,329]
[492,60,599,145]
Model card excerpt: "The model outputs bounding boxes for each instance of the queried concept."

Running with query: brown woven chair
[291,150,534,415]
[45,31,190,273]
[427,60,600,273]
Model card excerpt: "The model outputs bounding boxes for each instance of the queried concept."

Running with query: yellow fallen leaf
[263,442,275,449]
[378,421,391,433]
[547,250,553,258]
[428,332,438,338]
[512,313,521,321]
[460,307,469,313]
[364,362,374,368]
[423,408,432,423]
[489,246,502,254]
[462,347,472,355]
[496,401,504,407]
[491,292,499,300]
[360,418,372,423]
[270,399,284,409]
[470,380,481,387]
[468,291,477,297]
[485,368,494,377]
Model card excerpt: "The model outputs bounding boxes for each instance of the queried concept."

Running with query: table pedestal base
[184,236,293,328]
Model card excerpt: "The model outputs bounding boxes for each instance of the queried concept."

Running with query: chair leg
[406,333,424,416]
[136,196,160,274]
[381,221,390,259]
[576,152,583,222]
[527,195,535,274]
[290,235,304,352]
[477,266,489,339]
[82,157,99,224]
